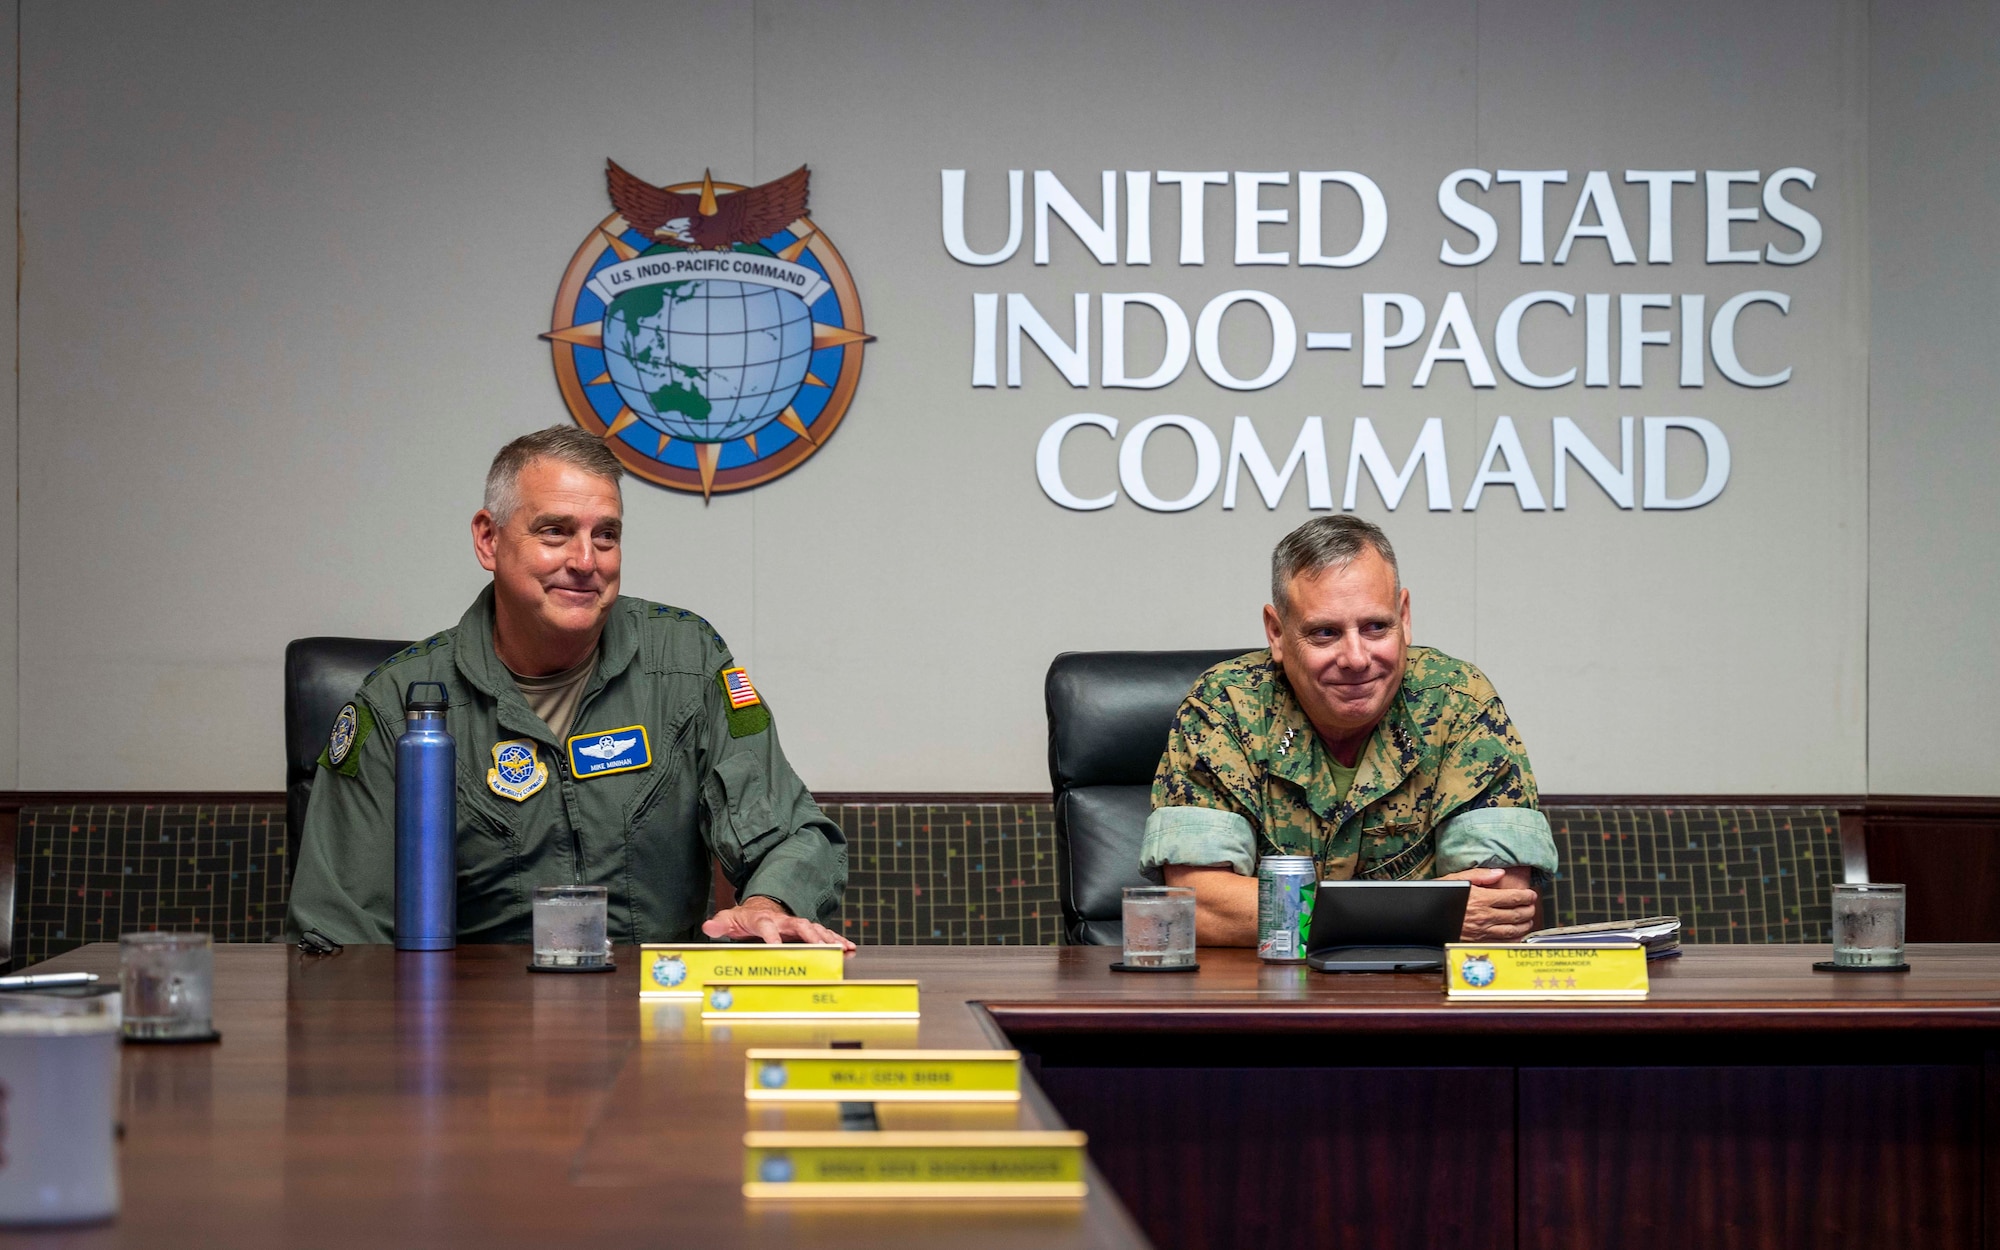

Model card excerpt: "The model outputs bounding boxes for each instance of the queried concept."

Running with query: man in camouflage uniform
[287,426,850,948]
[1142,515,1555,943]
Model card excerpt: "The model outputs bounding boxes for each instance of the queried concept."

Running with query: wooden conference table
[13,942,2000,1250]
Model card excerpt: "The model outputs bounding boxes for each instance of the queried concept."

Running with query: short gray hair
[1270,516,1401,617]
[483,425,624,524]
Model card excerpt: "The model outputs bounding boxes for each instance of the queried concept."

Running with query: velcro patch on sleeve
[718,668,772,738]
[318,701,375,777]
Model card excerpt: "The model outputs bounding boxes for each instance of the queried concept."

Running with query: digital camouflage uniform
[286,585,846,945]
[1141,646,1556,883]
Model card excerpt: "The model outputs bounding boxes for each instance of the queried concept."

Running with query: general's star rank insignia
[487,739,548,802]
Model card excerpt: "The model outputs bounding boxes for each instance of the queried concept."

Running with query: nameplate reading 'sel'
[703,980,919,1019]
[745,1049,1020,1102]
[639,944,846,998]
[1446,942,1649,1000]
[743,1131,1087,1199]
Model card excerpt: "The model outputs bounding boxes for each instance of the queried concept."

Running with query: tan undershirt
[508,648,598,743]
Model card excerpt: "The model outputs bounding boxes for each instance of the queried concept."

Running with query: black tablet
[1304,880,1471,972]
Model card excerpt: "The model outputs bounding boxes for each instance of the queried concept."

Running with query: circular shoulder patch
[327,703,360,767]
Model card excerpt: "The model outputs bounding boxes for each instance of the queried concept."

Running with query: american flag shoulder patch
[721,666,761,710]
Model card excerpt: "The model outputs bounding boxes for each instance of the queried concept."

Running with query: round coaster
[1811,960,1911,973]
[1109,961,1200,973]
[123,1029,222,1045]
[527,961,617,973]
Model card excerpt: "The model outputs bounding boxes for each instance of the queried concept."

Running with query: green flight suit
[285,586,846,945]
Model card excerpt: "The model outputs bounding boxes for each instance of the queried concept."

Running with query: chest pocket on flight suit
[706,752,785,878]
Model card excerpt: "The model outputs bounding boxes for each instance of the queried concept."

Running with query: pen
[0,972,101,989]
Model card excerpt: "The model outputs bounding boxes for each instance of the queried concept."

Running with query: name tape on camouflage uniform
[566,724,652,779]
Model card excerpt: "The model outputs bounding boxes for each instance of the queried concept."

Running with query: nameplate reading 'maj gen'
[1446,943,1649,1000]
[745,1050,1021,1102]
[704,980,920,1019]
[639,944,847,998]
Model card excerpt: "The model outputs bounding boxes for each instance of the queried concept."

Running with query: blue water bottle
[394,681,457,951]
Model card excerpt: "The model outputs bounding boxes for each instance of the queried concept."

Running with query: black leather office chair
[284,637,412,883]
[1045,649,1250,945]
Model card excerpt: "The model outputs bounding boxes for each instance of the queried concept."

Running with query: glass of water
[119,931,214,1040]
[532,885,612,970]
[1122,886,1197,968]
[1832,883,1906,968]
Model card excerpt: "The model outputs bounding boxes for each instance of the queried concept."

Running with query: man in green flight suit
[1143,515,1557,944]
[287,426,851,948]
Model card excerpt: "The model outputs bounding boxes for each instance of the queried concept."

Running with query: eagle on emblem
[605,161,811,250]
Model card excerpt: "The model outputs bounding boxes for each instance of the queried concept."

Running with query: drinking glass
[0,990,120,1224]
[119,931,214,1040]
[532,886,612,969]
[1122,886,1197,968]
[1832,883,1906,968]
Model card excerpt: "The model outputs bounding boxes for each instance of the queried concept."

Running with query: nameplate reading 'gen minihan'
[639,944,847,998]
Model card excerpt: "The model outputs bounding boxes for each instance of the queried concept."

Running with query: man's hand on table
[1439,865,1538,941]
[702,895,856,951]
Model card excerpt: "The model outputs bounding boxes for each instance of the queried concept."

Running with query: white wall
[1867,0,2000,796]
[2,0,1987,795]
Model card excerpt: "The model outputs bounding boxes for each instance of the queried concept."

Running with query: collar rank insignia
[567,724,652,779]
[721,667,761,709]
[487,739,548,802]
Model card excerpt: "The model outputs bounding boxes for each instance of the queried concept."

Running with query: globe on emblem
[601,260,815,445]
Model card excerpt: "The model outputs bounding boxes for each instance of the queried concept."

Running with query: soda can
[1257,855,1318,962]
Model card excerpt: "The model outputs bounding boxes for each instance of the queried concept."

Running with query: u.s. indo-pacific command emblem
[546,162,872,500]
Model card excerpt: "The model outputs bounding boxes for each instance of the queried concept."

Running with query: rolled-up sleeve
[1140,806,1256,875]
[1435,806,1558,876]
[1146,689,1262,874]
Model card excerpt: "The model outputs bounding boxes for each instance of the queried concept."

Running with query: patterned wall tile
[9,799,1838,965]
[1543,805,1841,943]
[822,803,1063,946]
[12,805,289,968]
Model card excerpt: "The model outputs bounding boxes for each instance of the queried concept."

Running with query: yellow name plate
[638,944,846,998]
[743,1131,1086,1199]
[745,1049,1020,1102]
[1446,943,1649,999]
[704,980,920,1019]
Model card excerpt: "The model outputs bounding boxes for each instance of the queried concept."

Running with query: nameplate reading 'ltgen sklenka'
[745,1050,1021,1102]
[639,944,847,998]
[743,1131,1087,1199]
[704,980,920,1019]
[1446,943,1649,999]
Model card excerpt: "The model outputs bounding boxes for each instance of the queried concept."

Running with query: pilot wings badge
[566,724,653,779]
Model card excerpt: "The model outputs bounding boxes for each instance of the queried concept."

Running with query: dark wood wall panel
[1033,1066,1513,1250]
[1862,817,2000,942]
[1517,1065,1981,1250]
